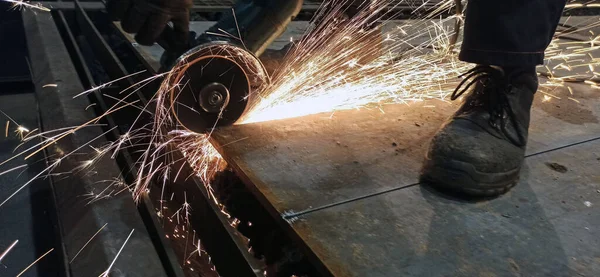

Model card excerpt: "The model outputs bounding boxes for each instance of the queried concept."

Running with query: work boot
[420,65,538,197]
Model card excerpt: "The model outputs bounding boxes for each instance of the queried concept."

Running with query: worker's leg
[420,0,567,197]
[459,0,567,66]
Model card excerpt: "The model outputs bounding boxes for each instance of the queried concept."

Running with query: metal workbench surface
[210,83,600,276]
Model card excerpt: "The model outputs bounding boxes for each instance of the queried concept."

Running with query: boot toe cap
[426,119,525,173]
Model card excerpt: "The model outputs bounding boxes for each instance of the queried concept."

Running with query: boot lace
[451,65,526,147]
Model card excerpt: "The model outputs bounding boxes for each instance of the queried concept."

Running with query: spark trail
[101,229,135,277]
[0,240,19,263]
[15,248,54,277]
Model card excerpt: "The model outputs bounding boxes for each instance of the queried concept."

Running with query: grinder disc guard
[167,42,268,133]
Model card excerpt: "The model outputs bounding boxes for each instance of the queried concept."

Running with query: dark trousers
[459,0,567,67]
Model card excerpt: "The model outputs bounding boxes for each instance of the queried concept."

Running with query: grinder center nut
[198,83,230,113]
[167,42,268,133]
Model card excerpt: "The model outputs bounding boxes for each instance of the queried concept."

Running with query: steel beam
[22,9,169,277]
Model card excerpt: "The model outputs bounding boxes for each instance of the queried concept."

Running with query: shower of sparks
[241,0,464,124]
[0,240,19,263]
[128,0,464,202]
[3,0,50,11]
[101,229,135,277]
[82,179,132,206]
[15,248,54,277]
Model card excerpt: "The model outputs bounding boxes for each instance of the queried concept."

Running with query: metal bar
[70,1,264,275]
[66,4,186,275]
[51,7,187,277]
[22,9,168,277]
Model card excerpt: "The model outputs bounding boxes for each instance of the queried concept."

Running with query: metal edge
[208,136,335,277]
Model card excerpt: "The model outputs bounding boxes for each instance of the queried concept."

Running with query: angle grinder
[163,0,303,133]
[165,42,268,133]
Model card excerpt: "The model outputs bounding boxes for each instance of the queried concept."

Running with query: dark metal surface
[208,101,465,277]
[55,5,186,276]
[1,4,63,276]
[0,94,64,277]
[210,83,600,214]
[291,138,600,276]
[210,83,600,275]
[22,9,168,277]
[0,4,31,90]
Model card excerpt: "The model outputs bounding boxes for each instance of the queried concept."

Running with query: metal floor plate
[212,88,600,276]
[211,81,600,214]
[210,81,600,276]
[290,138,600,276]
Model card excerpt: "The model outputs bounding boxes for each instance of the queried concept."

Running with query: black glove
[107,0,192,46]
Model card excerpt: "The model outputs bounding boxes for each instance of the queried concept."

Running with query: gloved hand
[107,0,193,46]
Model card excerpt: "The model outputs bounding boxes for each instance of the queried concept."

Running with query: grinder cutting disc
[167,43,268,133]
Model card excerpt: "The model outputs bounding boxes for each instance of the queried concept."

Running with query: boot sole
[420,157,520,197]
